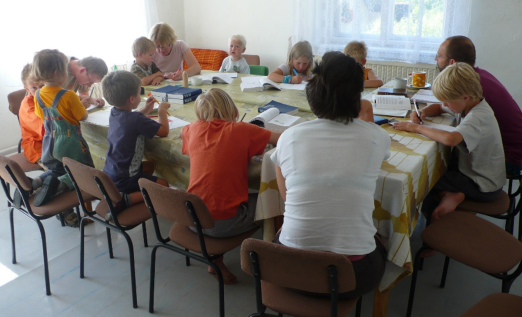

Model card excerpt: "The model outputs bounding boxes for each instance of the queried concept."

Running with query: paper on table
[86,105,99,112]
[241,76,267,84]
[411,90,441,103]
[395,120,456,140]
[373,108,409,117]
[166,116,190,130]
[83,110,110,127]
[279,82,307,90]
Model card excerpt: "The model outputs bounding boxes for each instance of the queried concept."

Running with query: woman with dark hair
[271,51,391,298]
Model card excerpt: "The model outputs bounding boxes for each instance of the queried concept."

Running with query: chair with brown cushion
[240,238,362,317]
[243,54,261,66]
[63,157,151,309]
[406,211,522,317]
[0,154,93,296]
[183,48,229,71]
[139,178,259,317]
[460,293,522,317]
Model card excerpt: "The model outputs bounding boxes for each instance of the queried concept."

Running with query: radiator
[365,61,439,85]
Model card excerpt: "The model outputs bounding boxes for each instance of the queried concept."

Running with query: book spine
[168,91,201,99]
[171,94,200,104]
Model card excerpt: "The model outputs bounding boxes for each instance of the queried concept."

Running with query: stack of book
[151,85,203,104]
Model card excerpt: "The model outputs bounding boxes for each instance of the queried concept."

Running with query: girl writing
[268,41,313,84]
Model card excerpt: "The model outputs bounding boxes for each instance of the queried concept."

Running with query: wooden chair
[243,54,261,65]
[460,293,522,317]
[63,157,151,308]
[139,178,259,317]
[240,238,362,317]
[0,154,93,295]
[406,211,522,317]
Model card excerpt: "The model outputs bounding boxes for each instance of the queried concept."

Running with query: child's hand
[291,76,303,84]
[410,111,425,124]
[151,77,163,86]
[158,102,170,112]
[393,121,418,132]
[143,96,155,112]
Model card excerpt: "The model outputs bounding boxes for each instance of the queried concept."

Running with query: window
[293,0,471,64]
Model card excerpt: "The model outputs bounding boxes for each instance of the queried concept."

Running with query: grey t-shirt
[455,99,506,192]
[219,56,250,74]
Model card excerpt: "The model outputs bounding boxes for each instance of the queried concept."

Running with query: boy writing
[131,37,164,86]
[344,41,383,88]
[219,35,250,74]
[102,70,170,216]
[393,63,505,220]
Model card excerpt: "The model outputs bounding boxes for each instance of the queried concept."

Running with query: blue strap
[51,89,68,109]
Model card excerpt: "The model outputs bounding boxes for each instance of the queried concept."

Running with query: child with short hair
[102,70,170,215]
[393,62,505,220]
[219,34,250,74]
[19,63,44,164]
[131,36,165,86]
[31,49,95,208]
[268,41,313,84]
[182,88,280,284]
[344,41,383,88]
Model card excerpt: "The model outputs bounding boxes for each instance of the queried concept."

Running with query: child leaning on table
[131,36,165,86]
[219,34,250,74]
[181,88,280,285]
[343,41,383,88]
[102,70,170,218]
[393,62,505,220]
[19,63,44,165]
[268,40,313,84]
[31,49,95,207]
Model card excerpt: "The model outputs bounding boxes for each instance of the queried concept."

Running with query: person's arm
[156,102,170,137]
[268,130,281,145]
[275,165,287,202]
[364,70,384,88]
[79,112,88,121]
[267,68,285,83]
[393,122,463,146]
[170,49,201,80]
[410,102,445,123]
[358,99,374,122]
[138,96,155,115]
[141,71,164,86]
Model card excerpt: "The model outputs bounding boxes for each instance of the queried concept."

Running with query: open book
[200,73,237,85]
[240,76,281,92]
[411,89,441,103]
[249,108,302,131]
[373,95,411,111]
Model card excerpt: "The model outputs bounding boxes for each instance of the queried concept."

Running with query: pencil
[240,113,247,122]
[151,96,160,104]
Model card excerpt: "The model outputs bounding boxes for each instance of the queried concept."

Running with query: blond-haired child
[268,41,313,84]
[19,63,44,164]
[131,36,165,86]
[102,70,170,216]
[219,34,250,74]
[182,88,280,284]
[31,49,95,210]
[394,63,505,220]
[344,41,383,88]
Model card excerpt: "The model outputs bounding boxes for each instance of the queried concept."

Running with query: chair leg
[80,217,87,278]
[106,228,114,259]
[149,245,159,313]
[36,220,51,296]
[141,222,148,247]
[440,256,450,288]
[9,208,16,264]
[58,211,66,227]
[185,249,191,266]
[406,246,427,317]
[208,261,225,317]
[122,232,138,309]
[355,296,362,317]
[519,210,522,241]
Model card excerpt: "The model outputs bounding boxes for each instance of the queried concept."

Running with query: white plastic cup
[190,76,203,86]
[393,77,407,89]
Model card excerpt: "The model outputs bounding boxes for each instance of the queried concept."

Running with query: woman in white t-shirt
[271,51,391,298]
[149,23,201,80]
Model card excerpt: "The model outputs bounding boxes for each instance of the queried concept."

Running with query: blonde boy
[219,35,250,74]
[343,41,383,88]
[131,36,164,86]
[19,64,44,164]
[394,63,505,221]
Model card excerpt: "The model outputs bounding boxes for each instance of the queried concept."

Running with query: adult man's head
[75,57,108,87]
[435,36,476,71]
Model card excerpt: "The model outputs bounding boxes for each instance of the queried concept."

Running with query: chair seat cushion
[261,281,359,317]
[183,48,228,71]
[460,293,522,317]
[95,201,151,226]
[28,189,93,217]
[422,211,522,274]
[169,224,258,255]
[8,153,42,172]
[457,191,510,216]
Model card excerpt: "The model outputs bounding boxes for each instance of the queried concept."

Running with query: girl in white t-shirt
[267,41,313,84]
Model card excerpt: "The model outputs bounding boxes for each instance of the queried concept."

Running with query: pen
[293,69,298,76]
[414,99,423,124]
[89,84,94,97]
[240,113,247,122]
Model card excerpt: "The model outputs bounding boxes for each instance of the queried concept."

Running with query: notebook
[200,73,237,85]
[240,76,281,91]
[258,100,298,115]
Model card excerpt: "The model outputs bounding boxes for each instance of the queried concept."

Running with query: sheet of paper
[241,76,266,84]
[373,108,409,117]
[279,82,307,90]
[83,110,110,127]
[166,116,190,130]
[411,90,441,103]
[86,105,100,112]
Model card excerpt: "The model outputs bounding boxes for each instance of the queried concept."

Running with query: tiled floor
[0,171,520,316]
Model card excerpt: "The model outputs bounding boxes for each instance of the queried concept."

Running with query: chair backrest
[63,157,121,203]
[240,238,356,293]
[8,89,27,117]
[0,155,32,191]
[183,48,228,71]
[249,65,269,76]
[243,54,260,65]
[139,178,215,229]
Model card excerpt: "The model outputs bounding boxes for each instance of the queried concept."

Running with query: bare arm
[393,122,463,146]
[364,70,383,88]
[358,99,374,122]
[410,103,445,123]
[268,130,281,145]
[267,68,285,83]
[156,102,171,137]
[180,49,201,79]
[140,71,164,86]
[275,165,287,202]
[138,96,155,115]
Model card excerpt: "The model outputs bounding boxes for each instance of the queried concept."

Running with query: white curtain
[293,0,472,64]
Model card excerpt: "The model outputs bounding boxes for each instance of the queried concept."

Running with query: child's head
[343,41,367,65]
[306,51,364,124]
[194,88,238,122]
[149,22,177,56]
[132,37,156,66]
[21,63,42,97]
[228,35,247,60]
[432,62,482,112]
[31,49,69,84]
[102,70,142,108]
[288,41,313,75]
